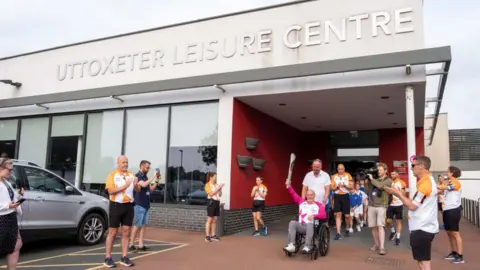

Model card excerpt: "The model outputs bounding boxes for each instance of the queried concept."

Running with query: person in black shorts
[204,172,224,242]
[104,155,139,268]
[331,164,354,240]
[251,177,268,236]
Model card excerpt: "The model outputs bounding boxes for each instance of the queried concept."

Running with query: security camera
[406,64,412,75]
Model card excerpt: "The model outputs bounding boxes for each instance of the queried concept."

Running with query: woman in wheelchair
[284,180,326,254]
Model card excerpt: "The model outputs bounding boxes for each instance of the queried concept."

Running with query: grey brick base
[147,203,297,235]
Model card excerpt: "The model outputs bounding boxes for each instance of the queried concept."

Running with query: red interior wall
[230,100,329,209]
[378,128,424,186]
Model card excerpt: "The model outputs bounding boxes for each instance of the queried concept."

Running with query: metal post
[405,85,417,198]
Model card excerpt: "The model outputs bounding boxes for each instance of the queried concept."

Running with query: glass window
[83,111,123,184]
[0,120,18,159]
[166,103,218,205]
[124,107,169,187]
[51,114,84,137]
[18,118,49,167]
[24,166,66,194]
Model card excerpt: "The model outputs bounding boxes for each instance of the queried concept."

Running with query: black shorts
[109,201,134,228]
[410,230,435,261]
[443,206,461,232]
[207,199,220,217]
[252,200,265,212]
[333,194,350,215]
[437,202,443,212]
[386,205,403,220]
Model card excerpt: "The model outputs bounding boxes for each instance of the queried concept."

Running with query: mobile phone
[155,168,160,173]
[15,198,26,204]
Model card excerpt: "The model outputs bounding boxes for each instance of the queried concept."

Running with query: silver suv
[6,160,109,246]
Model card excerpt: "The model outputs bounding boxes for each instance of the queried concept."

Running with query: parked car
[6,160,109,246]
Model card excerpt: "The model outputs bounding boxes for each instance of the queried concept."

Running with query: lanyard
[2,180,14,201]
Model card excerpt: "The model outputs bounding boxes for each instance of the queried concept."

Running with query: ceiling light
[279,103,286,106]
[301,117,307,119]
[387,112,394,115]
[381,96,390,99]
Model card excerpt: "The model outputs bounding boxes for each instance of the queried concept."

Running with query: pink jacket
[288,186,326,223]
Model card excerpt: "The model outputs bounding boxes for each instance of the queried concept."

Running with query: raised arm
[287,186,304,205]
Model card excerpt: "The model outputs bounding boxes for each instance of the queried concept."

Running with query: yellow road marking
[85,244,189,270]
[9,263,101,268]
[71,251,153,256]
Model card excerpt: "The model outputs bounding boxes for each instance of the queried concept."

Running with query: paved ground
[1,217,479,269]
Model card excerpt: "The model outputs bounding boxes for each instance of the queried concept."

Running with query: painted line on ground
[84,243,189,270]
[13,263,100,268]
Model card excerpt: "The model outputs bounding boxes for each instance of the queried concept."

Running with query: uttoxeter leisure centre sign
[57,7,415,81]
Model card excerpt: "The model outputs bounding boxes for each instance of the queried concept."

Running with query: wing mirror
[65,185,74,194]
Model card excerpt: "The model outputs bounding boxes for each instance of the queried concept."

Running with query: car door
[21,165,82,229]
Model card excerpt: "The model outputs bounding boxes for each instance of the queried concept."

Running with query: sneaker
[252,231,261,237]
[210,235,220,241]
[389,232,396,241]
[451,256,465,264]
[348,228,353,233]
[301,246,311,253]
[104,257,116,268]
[345,230,350,237]
[356,226,361,232]
[439,224,445,230]
[138,246,150,251]
[128,245,138,253]
[205,236,212,242]
[263,226,268,236]
[284,243,295,253]
[395,238,400,246]
[334,233,342,240]
[120,256,134,267]
[443,252,457,260]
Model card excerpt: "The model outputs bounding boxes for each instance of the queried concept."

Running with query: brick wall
[147,203,297,235]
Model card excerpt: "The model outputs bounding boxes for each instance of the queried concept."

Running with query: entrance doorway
[0,140,15,158]
[332,160,376,178]
[47,136,80,184]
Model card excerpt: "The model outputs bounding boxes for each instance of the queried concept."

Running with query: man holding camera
[129,160,160,253]
[364,162,392,255]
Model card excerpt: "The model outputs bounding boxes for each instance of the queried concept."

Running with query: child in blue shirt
[348,183,363,233]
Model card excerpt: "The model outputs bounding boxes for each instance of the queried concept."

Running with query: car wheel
[77,213,106,246]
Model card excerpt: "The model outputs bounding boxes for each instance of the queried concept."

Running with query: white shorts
[350,206,363,218]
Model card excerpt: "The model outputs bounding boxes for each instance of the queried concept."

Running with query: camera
[354,167,379,180]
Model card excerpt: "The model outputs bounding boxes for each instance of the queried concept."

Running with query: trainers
[334,233,342,240]
[301,246,311,253]
[138,246,150,251]
[345,230,350,237]
[205,236,212,242]
[348,228,353,233]
[451,256,465,264]
[439,224,445,230]
[395,238,400,246]
[120,256,134,267]
[104,257,116,268]
[389,232,396,241]
[263,226,268,236]
[443,252,457,260]
[252,231,261,237]
[210,235,220,241]
[128,245,138,253]
[356,226,361,232]
[284,243,295,253]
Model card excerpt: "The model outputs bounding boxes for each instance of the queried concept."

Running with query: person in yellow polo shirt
[385,156,438,270]
[103,155,140,268]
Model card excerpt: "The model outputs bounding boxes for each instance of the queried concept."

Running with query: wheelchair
[283,216,331,260]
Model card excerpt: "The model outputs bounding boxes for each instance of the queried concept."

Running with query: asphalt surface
[0,237,182,270]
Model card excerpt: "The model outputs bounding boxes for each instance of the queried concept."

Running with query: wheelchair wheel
[318,224,330,256]
[310,247,319,260]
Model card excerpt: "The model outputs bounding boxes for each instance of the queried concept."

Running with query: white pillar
[216,96,234,210]
[75,136,83,189]
[405,85,417,198]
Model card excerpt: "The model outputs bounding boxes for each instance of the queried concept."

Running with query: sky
[0,0,478,129]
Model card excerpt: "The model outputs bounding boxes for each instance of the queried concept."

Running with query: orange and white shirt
[205,182,220,201]
[408,174,439,234]
[442,178,462,211]
[331,173,353,195]
[105,170,136,203]
[252,184,268,201]
[390,178,407,207]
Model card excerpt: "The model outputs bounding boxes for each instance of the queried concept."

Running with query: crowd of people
[0,154,466,270]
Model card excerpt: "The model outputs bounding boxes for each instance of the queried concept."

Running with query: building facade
[0,0,451,233]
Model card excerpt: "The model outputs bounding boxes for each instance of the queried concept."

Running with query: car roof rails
[11,159,40,167]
